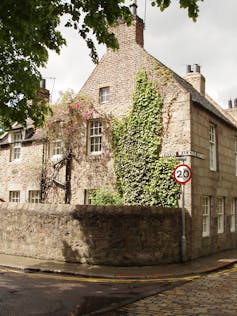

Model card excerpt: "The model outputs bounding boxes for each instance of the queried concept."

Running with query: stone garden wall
[0,203,185,265]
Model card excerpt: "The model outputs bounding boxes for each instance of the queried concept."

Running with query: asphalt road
[0,267,186,316]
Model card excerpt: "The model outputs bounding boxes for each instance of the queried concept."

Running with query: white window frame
[99,87,110,104]
[216,197,224,234]
[88,121,102,155]
[10,131,22,161]
[230,198,236,232]
[202,196,210,237]
[52,140,63,156]
[49,139,63,159]
[28,190,41,203]
[209,125,217,171]
[9,191,20,202]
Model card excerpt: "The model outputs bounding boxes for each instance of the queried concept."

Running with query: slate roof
[173,73,237,129]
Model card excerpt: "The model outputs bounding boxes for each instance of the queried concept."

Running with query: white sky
[41,0,237,109]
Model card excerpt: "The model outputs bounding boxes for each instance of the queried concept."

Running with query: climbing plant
[112,70,180,207]
[42,90,112,203]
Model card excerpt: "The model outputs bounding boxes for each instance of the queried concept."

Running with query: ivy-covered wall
[112,70,180,206]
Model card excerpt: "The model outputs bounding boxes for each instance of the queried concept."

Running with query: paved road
[102,265,237,316]
[0,267,184,316]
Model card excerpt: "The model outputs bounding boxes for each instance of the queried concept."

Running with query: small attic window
[99,87,110,104]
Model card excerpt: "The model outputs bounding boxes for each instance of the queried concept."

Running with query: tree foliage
[152,0,203,21]
[0,0,203,128]
[113,70,180,207]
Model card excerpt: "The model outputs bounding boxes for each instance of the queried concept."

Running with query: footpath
[0,249,236,279]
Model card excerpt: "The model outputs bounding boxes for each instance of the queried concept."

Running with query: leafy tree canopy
[0,0,203,128]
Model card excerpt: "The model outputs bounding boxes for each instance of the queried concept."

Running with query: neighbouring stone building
[1,7,237,260]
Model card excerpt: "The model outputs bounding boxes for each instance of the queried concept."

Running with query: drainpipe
[40,139,46,203]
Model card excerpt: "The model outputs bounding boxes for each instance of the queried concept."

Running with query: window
[88,121,102,154]
[50,140,63,157]
[216,197,224,234]
[235,138,237,176]
[84,189,96,205]
[99,87,110,104]
[209,125,216,171]
[9,191,20,202]
[10,131,22,161]
[202,196,210,237]
[28,190,41,203]
[231,199,236,232]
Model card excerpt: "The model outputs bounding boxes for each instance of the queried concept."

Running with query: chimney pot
[186,65,192,74]
[228,99,233,109]
[234,98,237,108]
[130,0,137,15]
[193,64,200,73]
[40,79,46,89]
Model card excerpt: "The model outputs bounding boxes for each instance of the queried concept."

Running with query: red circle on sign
[173,164,192,184]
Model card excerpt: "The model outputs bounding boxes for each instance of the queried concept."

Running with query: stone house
[1,9,237,260]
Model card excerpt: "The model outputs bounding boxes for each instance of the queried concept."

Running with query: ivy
[91,188,123,206]
[112,70,180,207]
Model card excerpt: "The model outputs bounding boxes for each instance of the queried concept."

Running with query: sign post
[173,164,192,262]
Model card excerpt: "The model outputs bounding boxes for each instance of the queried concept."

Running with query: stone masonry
[0,203,183,265]
[0,13,237,263]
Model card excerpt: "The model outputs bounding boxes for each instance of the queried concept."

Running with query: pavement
[0,249,237,279]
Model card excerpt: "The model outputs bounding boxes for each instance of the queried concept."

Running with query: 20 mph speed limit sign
[173,164,192,185]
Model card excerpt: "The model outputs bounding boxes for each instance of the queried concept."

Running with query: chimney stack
[108,5,144,49]
[185,64,205,96]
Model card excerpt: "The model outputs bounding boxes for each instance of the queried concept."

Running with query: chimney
[185,64,205,96]
[130,0,137,16]
[234,98,237,108]
[38,79,50,101]
[228,99,233,109]
[40,79,46,89]
[108,3,144,49]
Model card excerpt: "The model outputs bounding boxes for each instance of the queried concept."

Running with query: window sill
[202,234,210,238]
[50,154,63,161]
[10,158,22,163]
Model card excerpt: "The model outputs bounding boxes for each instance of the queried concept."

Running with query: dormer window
[99,87,110,104]
[10,131,22,161]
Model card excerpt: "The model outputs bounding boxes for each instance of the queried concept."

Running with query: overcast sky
[41,0,237,109]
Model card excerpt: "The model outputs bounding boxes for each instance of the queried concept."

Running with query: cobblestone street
[102,265,237,316]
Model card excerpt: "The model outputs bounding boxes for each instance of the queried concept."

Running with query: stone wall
[0,203,184,265]
[190,103,237,258]
[0,141,43,202]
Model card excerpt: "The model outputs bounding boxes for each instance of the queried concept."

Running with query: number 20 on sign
[173,164,192,185]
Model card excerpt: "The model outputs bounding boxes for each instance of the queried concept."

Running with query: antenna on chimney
[130,0,137,15]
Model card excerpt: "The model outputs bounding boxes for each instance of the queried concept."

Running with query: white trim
[99,87,110,104]
[209,125,216,171]
[216,197,224,234]
[231,198,236,232]
[88,121,102,155]
[202,196,210,237]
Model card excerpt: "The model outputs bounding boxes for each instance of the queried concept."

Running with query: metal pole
[181,183,186,262]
